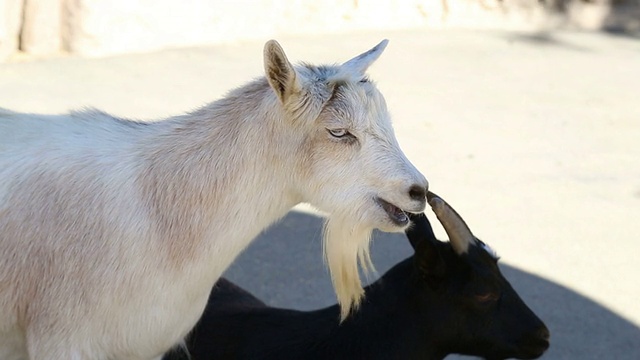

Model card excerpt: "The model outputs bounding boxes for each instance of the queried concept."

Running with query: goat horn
[426,191,474,255]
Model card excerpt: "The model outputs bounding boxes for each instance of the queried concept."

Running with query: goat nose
[537,326,551,341]
[408,185,427,202]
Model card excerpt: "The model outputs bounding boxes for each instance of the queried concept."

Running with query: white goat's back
[0,39,427,359]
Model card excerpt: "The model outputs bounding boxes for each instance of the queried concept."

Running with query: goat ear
[416,241,445,281]
[406,213,445,279]
[406,212,437,251]
[341,39,389,75]
[264,40,299,103]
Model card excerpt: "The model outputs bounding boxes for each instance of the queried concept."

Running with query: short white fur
[0,40,427,359]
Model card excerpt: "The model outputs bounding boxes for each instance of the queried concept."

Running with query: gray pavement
[1,29,639,359]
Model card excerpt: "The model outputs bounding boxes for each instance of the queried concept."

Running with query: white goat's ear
[264,40,299,103]
[341,39,389,75]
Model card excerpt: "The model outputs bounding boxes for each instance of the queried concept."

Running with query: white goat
[0,40,427,360]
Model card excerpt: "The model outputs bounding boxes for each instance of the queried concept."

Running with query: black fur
[164,212,549,360]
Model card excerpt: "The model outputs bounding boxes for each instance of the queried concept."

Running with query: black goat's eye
[474,292,500,303]
[327,128,349,138]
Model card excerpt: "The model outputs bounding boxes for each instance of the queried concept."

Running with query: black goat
[164,192,550,360]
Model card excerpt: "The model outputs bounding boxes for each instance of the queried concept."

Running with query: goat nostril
[408,185,427,202]
[538,326,551,341]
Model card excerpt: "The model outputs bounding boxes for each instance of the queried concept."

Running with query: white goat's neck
[138,79,301,274]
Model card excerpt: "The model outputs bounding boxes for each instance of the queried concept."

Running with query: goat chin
[323,215,374,321]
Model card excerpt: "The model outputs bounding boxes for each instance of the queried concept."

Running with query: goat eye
[327,128,349,138]
[474,293,500,303]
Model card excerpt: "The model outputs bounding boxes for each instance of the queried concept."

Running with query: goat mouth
[518,339,550,359]
[376,197,409,226]
[488,339,549,360]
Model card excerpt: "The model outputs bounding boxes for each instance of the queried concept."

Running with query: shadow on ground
[224,211,640,359]
[544,0,640,37]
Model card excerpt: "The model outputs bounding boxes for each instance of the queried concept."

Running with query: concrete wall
[0,0,22,60]
[0,0,637,62]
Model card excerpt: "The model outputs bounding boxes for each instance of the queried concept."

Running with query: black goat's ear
[407,213,445,280]
[417,242,445,281]
[406,212,437,251]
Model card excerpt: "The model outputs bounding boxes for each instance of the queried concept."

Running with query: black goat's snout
[517,325,551,358]
[408,185,427,202]
[537,326,550,342]
[535,326,551,352]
